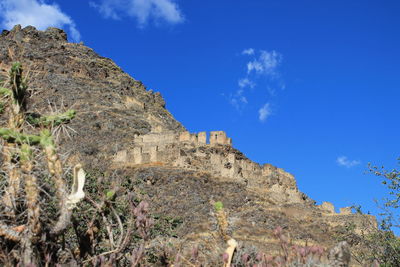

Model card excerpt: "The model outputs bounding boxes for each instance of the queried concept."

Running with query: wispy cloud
[336,156,361,168]
[0,0,80,41]
[238,78,256,89]
[90,0,184,27]
[258,103,272,122]
[247,50,282,76]
[89,0,120,20]
[247,60,264,74]
[242,48,255,55]
[228,49,284,122]
[228,89,248,111]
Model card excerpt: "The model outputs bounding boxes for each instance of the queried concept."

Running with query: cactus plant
[0,63,85,265]
[213,200,230,241]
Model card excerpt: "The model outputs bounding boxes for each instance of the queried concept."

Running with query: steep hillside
[0,25,375,266]
[0,25,184,170]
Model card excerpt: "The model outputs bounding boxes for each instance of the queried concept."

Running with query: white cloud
[258,103,272,122]
[229,89,248,111]
[228,49,284,120]
[242,48,255,55]
[336,156,361,168]
[247,50,282,76]
[238,78,255,89]
[91,0,184,27]
[0,0,81,41]
[89,0,120,20]
[247,60,264,74]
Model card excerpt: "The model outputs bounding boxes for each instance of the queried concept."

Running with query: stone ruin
[113,130,307,204]
[113,129,360,212]
[318,202,352,215]
[114,131,232,166]
[114,130,233,166]
[178,131,232,145]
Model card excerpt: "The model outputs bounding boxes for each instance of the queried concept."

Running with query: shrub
[335,159,400,266]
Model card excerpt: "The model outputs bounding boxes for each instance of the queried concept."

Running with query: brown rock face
[0,25,184,170]
[0,25,375,265]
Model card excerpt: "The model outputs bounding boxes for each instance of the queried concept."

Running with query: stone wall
[115,130,233,166]
[113,130,357,209]
[318,201,353,216]
[178,131,231,146]
[209,131,232,145]
[113,130,309,204]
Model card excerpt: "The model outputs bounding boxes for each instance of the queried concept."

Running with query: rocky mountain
[0,25,375,266]
[0,25,184,171]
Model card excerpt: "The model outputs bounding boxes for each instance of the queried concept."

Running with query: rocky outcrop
[0,25,184,170]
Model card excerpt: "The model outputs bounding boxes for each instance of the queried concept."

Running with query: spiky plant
[0,62,84,265]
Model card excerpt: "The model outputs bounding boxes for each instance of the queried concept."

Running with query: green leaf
[106,190,116,200]
[214,201,224,212]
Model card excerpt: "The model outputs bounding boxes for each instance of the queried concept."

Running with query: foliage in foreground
[0,62,86,265]
[0,62,161,265]
[335,159,400,266]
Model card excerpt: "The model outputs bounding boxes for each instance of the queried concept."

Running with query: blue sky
[0,0,399,230]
